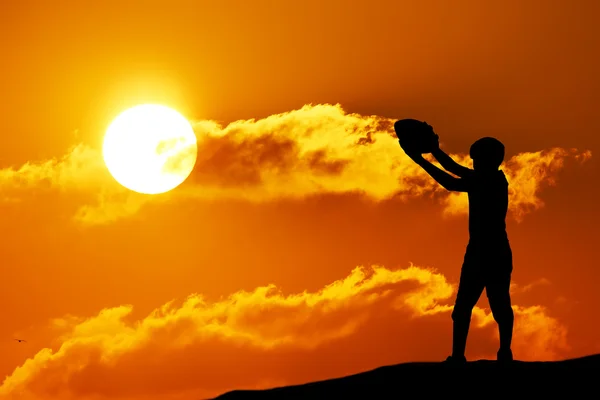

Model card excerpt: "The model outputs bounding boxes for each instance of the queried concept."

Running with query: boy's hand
[399,140,424,162]
[422,122,440,152]
[431,133,440,151]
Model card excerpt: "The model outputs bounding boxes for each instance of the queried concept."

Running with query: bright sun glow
[103,104,198,195]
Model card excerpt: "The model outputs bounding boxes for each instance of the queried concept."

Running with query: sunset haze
[0,1,599,399]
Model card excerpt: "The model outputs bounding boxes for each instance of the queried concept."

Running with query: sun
[103,104,198,195]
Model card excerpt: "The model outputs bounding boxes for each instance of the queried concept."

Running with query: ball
[394,119,438,154]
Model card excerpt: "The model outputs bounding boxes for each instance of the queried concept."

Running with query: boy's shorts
[453,239,513,312]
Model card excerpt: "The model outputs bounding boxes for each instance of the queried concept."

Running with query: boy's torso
[467,170,509,245]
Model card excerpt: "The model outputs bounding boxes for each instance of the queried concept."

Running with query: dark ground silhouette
[212,354,600,399]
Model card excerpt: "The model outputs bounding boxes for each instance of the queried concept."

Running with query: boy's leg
[451,264,485,360]
[486,269,514,360]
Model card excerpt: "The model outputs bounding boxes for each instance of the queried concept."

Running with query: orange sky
[1,1,599,399]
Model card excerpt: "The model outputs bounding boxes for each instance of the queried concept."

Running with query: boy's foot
[444,355,467,364]
[497,348,513,363]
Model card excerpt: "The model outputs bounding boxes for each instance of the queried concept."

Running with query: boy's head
[469,137,505,171]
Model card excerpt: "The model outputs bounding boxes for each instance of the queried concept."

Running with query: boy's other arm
[431,147,474,178]
[408,152,469,192]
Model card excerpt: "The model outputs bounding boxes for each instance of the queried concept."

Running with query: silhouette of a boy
[402,123,514,363]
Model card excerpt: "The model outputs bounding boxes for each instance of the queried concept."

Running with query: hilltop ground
[213,354,599,399]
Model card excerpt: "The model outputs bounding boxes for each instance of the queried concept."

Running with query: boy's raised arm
[405,150,469,192]
[431,147,474,178]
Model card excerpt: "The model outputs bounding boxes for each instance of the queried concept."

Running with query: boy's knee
[451,304,473,321]
[491,303,514,324]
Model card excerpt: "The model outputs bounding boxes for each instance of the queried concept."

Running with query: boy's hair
[469,137,505,169]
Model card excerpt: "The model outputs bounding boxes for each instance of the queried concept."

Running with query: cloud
[0,104,590,224]
[441,148,593,221]
[0,144,157,225]
[0,264,569,400]
[510,278,551,294]
[0,144,106,192]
